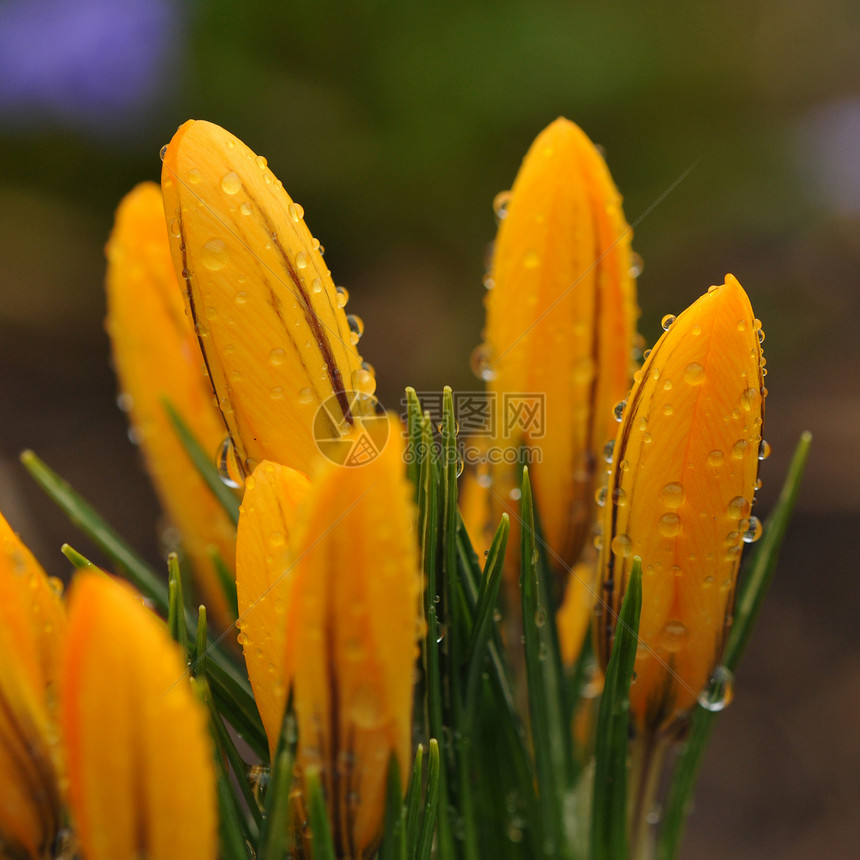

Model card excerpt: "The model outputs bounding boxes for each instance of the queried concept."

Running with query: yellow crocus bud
[0,513,65,859]
[60,573,216,860]
[480,117,637,580]
[237,419,420,858]
[105,182,236,628]
[596,275,765,734]
[235,460,310,753]
[160,119,375,479]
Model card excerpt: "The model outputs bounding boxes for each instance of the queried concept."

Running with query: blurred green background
[1,2,858,857]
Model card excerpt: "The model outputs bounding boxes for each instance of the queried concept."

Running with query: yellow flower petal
[276,419,420,857]
[105,181,236,629]
[0,514,65,858]
[596,275,765,732]
[235,460,310,754]
[161,119,374,478]
[556,558,598,666]
[60,574,216,860]
[484,117,637,573]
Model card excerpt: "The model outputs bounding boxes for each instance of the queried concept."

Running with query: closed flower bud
[60,574,216,860]
[0,513,65,859]
[236,419,421,857]
[105,182,236,628]
[481,117,638,578]
[160,119,375,479]
[596,275,765,733]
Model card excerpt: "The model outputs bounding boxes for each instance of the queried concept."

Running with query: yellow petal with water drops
[105,181,236,630]
[483,117,637,580]
[0,513,65,859]
[235,461,310,755]
[282,418,421,858]
[161,119,374,479]
[60,574,216,860]
[596,275,765,734]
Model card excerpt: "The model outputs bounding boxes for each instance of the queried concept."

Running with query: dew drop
[610,534,633,558]
[270,387,284,400]
[741,387,758,412]
[470,343,496,381]
[269,348,286,366]
[660,482,685,508]
[663,404,674,416]
[311,277,323,294]
[217,437,242,488]
[493,190,511,220]
[612,487,627,507]
[758,439,771,460]
[727,496,751,519]
[336,286,349,308]
[629,251,644,278]
[255,155,267,169]
[202,239,228,271]
[288,202,304,222]
[235,291,247,304]
[239,201,252,216]
[708,450,724,468]
[661,314,676,331]
[595,486,608,507]
[697,666,734,712]
[298,387,314,405]
[742,516,762,543]
[168,219,181,238]
[732,439,750,460]
[659,620,689,652]
[159,144,168,161]
[613,400,626,422]
[659,513,682,537]
[347,314,365,344]
[116,392,134,412]
[683,362,705,386]
[603,439,615,463]
[534,608,547,628]
[351,367,376,395]
[295,251,310,270]
[691,323,702,336]
[188,167,202,184]
[221,172,241,195]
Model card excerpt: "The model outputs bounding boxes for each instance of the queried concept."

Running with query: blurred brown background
[0,2,857,857]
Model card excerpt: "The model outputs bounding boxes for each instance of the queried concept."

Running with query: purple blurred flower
[0,0,181,134]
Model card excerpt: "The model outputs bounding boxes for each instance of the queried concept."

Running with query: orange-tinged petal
[161,119,374,479]
[458,442,494,558]
[281,419,420,857]
[235,460,311,754]
[60,574,216,860]
[596,275,765,733]
[0,514,64,858]
[483,117,637,574]
[105,181,236,629]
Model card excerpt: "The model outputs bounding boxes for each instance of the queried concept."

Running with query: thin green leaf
[405,386,424,494]
[417,739,442,860]
[306,768,336,860]
[379,753,407,860]
[657,431,812,860]
[60,543,100,571]
[167,552,189,654]
[405,744,425,858]
[162,397,241,526]
[521,469,572,859]
[590,558,642,860]
[464,513,509,713]
[259,704,298,860]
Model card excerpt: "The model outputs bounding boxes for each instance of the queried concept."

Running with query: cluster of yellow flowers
[0,115,771,859]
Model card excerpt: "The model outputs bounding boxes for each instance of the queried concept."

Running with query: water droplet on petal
[493,190,511,220]
[758,440,771,460]
[202,239,228,271]
[661,314,676,331]
[629,251,644,278]
[336,286,349,308]
[298,387,314,404]
[217,437,243,488]
[610,534,632,558]
[347,314,365,344]
[159,144,168,161]
[659,620,689,652]
[269,348,285,366]
[659,513,682,537]
[288,202,304,222]
[189,167,202,184]
[727,496,751,519]
[221,172,241,194]
[698,666,734,712]
[660,482,685,508]
[295,251,309,270]
[684,362,705,385]
[470,343,496,381]
[603,439,615,463]
[742,516,762,543]
[613,400,626,422]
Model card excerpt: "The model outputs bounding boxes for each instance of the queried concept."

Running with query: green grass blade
[417,739,442,860]
[656,431,812,860]
[167,553,189,654]
[405,386,424,494]
[405,744,425,857]
[259,704,298,860]
[209,545,239,620]
[521,468,570,858]
[590,557,642,860]
[162,398,241,526]
[464,513,509,712]
[306,768,336,860]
